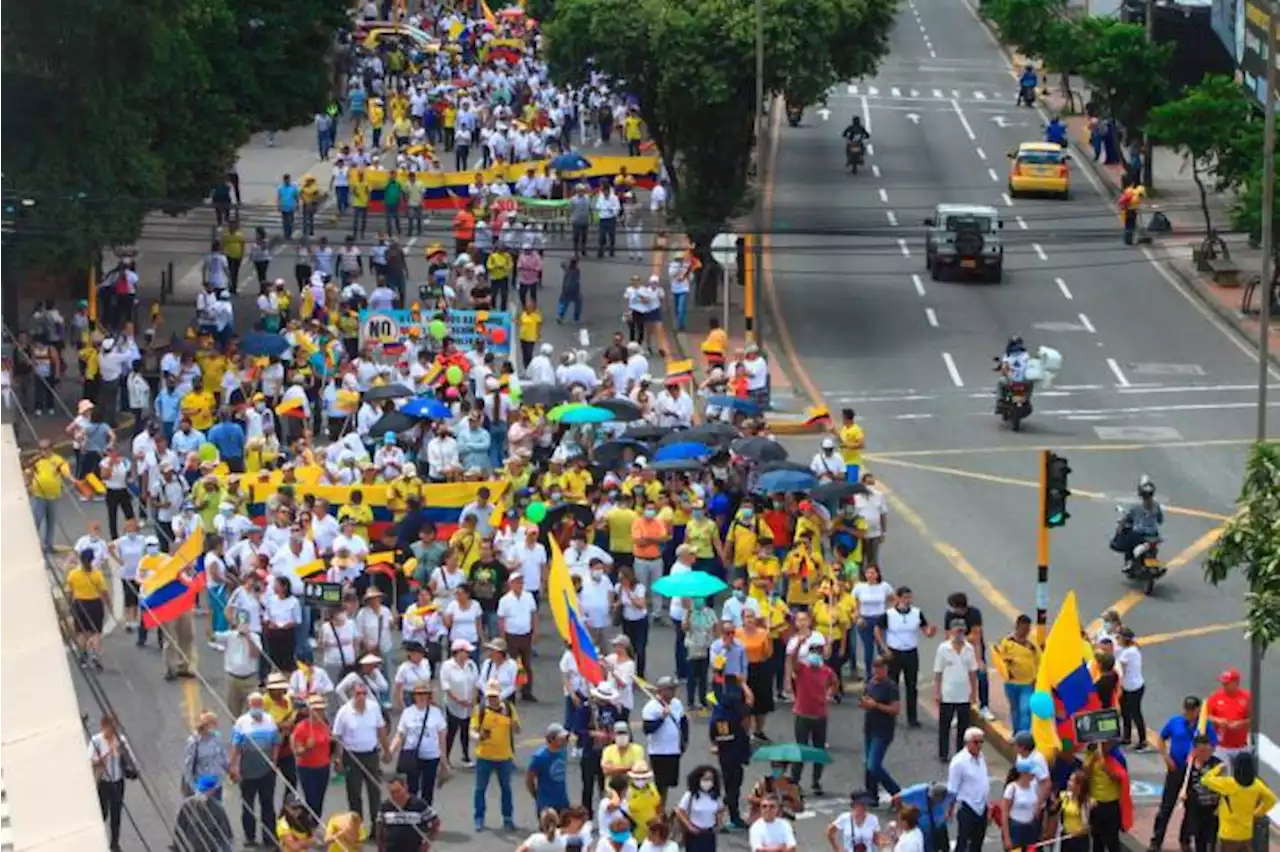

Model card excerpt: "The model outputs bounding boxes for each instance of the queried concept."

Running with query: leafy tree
[1076,18,1171,143]
[1039,18,1091,112]
[985,0,1065,63]
[1146,75,1257,237]
[1229,152,1280,250]
[1205,442,1280,651]
[540,0,896,302]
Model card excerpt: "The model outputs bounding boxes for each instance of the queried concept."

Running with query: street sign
[363,312,401,344]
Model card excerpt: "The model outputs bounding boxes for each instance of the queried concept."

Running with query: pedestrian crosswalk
[843,83,1014,104]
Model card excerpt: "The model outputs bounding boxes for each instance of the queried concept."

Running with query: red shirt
[1206,687,1251,748]
[763,509,793,549]
[793,663,836,717]
[292,719,332,769]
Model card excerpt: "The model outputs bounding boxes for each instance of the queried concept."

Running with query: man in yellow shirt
[700,316,728,369]
[180,377,217,430]
[725,503,770,575]
[747,540,781,608]
[487,247,514,310]
[518,299,542,367]
[387,464,424,514]
[604,494,638,569]
[350,169,371,239]
[836,407,866,483]
[622,110,645,156]
[337,494,374,544]
[993,614,1041,735]
[471,680,520,830]
[561,457,592,504]
[784,530,826,608]
[25,439,72,552]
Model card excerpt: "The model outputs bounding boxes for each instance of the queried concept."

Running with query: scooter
[846,139,865,173]
[996,380,1034,431]
[1016,84,1036,108]
[1114,511,1167,594]
[786,103,804,126]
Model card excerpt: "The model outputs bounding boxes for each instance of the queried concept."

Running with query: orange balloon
[490,326,508,345]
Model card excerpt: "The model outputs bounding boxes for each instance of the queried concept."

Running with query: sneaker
[474,823,484,833]
[209,641,225,652]
[812,784,825,796]
[503,821,517,831]
[1133,742,1151,752]
[979,706,995,721]
[460,758,475,769]
[877,792,895,808]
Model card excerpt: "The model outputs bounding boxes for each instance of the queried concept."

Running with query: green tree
[1039,18,1091,112]
[1146,75,1257,238]
[984,0,1065,63]
[1076,18,1171,143]
[1229,152,1280,249]
[541,0,896,287]
[1204,442,1280,651]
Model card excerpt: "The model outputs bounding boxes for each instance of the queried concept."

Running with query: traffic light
[1044,452,1071,528]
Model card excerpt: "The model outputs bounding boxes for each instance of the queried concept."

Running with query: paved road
[763,0,1280,804]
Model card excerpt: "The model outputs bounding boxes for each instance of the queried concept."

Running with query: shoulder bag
[396,707,431,774]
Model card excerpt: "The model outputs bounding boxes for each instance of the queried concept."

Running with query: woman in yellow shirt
[783,531,826,609]
[811,582,851,690]
[1053,769,1089,852]
[836,407,865,482]
[276,796,319,851]
[1201,755,1278,851]
[66,549,110,666]
[683,503,724,576]
[518,299,542,366]
[323,812,367,852]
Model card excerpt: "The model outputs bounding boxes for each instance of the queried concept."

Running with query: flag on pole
[547,537,603,685]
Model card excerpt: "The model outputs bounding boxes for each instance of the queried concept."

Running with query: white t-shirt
[620,584,648,622]
[642,698,684,756]
[446,600,483,643]
[831,812,880,851]
[853,581,894,619]
[320,617,358,670]
[677,791,721,830]
[933,641,978,704]
[748,818,796,851]
[893,828,925,852]
[581,575,615,628]
[511,542,548,592]
[559,650,585,697]
[497,591,538,635]
[1116,645,1144,691]
[1004,781,1041,824]
[606,655,637,710]
[332,700,386,752]
[394,659,433,692]
[397,704,447,759]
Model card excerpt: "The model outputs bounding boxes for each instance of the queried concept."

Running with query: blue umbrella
[654,441,710,462]
[756,469,818,494]
[706,395,762,416]
[652,572,728,599]
[240,331,289,357]
[558,405,615,425]
[400,397,453,420]
[550,152,592,173]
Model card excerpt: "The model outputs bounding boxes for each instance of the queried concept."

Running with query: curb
[1163,259,1280,371]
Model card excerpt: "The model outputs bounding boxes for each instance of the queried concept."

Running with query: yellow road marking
[868,438,1274,460]
[181,638,201,728]
[1085,527,1223,632]
[1138,621,1246,647]
[866,454,1233,522]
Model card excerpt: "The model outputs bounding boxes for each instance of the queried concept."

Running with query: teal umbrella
[652,572,728,599]
[750,743,833,765]
[558,405,615,425]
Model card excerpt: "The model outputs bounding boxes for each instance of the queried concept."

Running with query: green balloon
[525,501,547,524]
[445,364,464,386]
[198,442,219,462]
[429,319,448,341]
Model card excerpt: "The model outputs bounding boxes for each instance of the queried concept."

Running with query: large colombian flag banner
[139,528,207,628]
[547,536,603,685]
[1032,591,1133,830]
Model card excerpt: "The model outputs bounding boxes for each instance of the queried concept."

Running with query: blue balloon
[1029,690,1055,720]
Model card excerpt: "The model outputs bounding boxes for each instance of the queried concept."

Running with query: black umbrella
[364,383,414,402]
[521,383,572,407]
[542,503,595,533]
[370,411,418,435]
[652,458,704,473]
[759,460,813,475]
[810,481,871,505]
[595,398,644,422]
[733,436,788,462]
[594,439,651,470]
[625,424,676,442]
[678,422,738,446]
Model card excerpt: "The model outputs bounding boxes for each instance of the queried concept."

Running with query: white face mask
[615,734,630,746]
[700,779,715,792]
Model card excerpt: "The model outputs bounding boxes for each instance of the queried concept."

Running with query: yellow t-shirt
[812,599,850,643]
[726,516,767,568]
[1086,757,1121,804]
[300,183,321,205]
[683,518,718,559]
[449,527,482,574]
[350,180,371,208]
[276,817,312,847]
[700,328,728,357]
[487,251,514,281]
[471,705,518,761]
[763,598,791,639]
[838,423,865,467]
[994,636,1042,685]
[1200,764,1280,841]
[66,567,107,601]
[628,785,662,840]
[518,309,542,344]
[620,476,662,503]
[747,555,781,588]
[623,115,644,141]
[606,508,638,554]
[79,346,100,380]
[29,454,70,500]
[337,503,374,544]
[560,469,591,503]
[324,814,368,851]
[1059,791,1086,836]
[601,742,645,773]
[444,106,457,129]
[783,546,826,607]
[388,477,424,514]
[794,514,824,544]
[181,391,216,430]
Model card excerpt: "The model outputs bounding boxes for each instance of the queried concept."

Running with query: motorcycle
[996,380,1034,430]
[786,103,804,127]
[846,139,865,174]
[1016,84,1036,108]
[1114,509,1167,594]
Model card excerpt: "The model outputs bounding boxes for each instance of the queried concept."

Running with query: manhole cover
[1093,426,1183,441]
[1127,363,1205,377]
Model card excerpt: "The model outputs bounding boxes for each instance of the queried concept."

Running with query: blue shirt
[171,427,206,456]
[899,783,954,837]
[207,421,246,460]
[277,184,300,213]
[528,745,569,811]
[155,388,181,424]
[349,90,367,113]
[709,638,747,678]
[1160,714,1217,769]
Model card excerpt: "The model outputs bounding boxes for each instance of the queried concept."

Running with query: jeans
[864,733,899,798]
[353,206,368,238]
[955,802,987,852]
[855,621,879,679]
[622,617,649,677]
[672,291,689,330]
[597,218,617,256]
[791,716,828,785]
[492,278,510,312]
[473,758,514,825]
[557,294,582,322]
[572,224,588,255]
[30,496,57,552]
[487,424,507,470]
[336,185,350,215]
[239,773,277,844]
[281,211,296,240]
[1004,681,1033,735]
[297,765,329,818]
[938,702,972,760]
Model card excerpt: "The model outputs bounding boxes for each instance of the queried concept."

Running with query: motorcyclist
[1018,65,1038,106]
[994,335,1031,403]
[842,116,870,143]
[1045,117,1067,147]
[1111,477,1164,573]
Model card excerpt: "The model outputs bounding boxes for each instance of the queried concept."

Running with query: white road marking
[896,413,934,420]
[1016,215,1028,229]
[925,307,939,327]
[929,47,938,58]
[848,84,858,95]
[886,210,898,226]
[1055,277,1073,299]
[1048,401,1280,417]
[910,89,920,97]
[951,98,976,141]
[892,87,902,97]
[951,88,960,98]
[872,164,882,178]
[1078,313,1096,333]
[829,382,1278,405]
[942,352,965,387]
[866,142,875,155]
[974,91,987,100]
[905,113,921,124]
[975,146,987,160]
[879,188,889,203]
[1001,192,1014,207]
[1107,358,1131,387]
[933,88,944,99]
[898,238,911,257]
[868,86,880,96]
[1033,243,1048,260]
[987,167,999,181]
[912,274,926,296]
[406,236,419,249]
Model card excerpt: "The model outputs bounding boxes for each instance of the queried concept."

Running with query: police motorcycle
[992,337,1062,431]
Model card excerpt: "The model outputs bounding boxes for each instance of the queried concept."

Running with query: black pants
[954,803,987,852]
[104,488,134,540]
[622,617,649,677]
[239,773,277,845]
[886,648,920,725]
[790,715,828,785]
[445,712,471,762]
[718,756,745,824]
[1149,764,1188,849]
[938,702,972,760]
[581,750,603,810]
[928,825,950,852]
[253,260,269,286]
[1183,802,1218,852]
[343,750,381,824]
[1089,799,1122,852]
[1120,686,1146,745]
[572,223,588,255]
[97,778,125,847]
[597,217,616,257]
[276,754,296,812]
[228,257,242,293]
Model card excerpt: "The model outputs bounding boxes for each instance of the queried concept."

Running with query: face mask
[551,492,563,502]
[610,830,632,844]
[741,509,753,520]
[692,509,704,519]
[644,509,656,519]
[700,779,715,792]
[806,653,824,667]
[249,709,265,721]
[692,599,705,611]
[591,571,604,581]
[733,589,746,601]
[615,734,630,746]
[632,779,647,788]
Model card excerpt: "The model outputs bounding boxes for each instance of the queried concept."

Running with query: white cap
[648,274,660,284]
[821,437,835,450]
[540,342,554,355]
[634,456,648,468]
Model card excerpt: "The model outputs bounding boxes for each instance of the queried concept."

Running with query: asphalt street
[763,0,1280,804]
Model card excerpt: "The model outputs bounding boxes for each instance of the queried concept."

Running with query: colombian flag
[547,537,603,685]
[275,396,307,420]
[1032,591,1133,830]
[140,537,208,629]
[804,405,833,428]
[665,358,694,385]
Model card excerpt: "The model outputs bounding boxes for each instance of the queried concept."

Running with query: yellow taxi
[1008,142,1071,199]
[359,23,440,53]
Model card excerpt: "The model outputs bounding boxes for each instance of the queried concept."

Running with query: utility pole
[1142,0,1156,189]
[1038,451,1071,645]
[1249,5,1275,850]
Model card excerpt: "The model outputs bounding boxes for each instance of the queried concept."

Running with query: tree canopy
[1,0,346,278]
[539,0,897,243]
